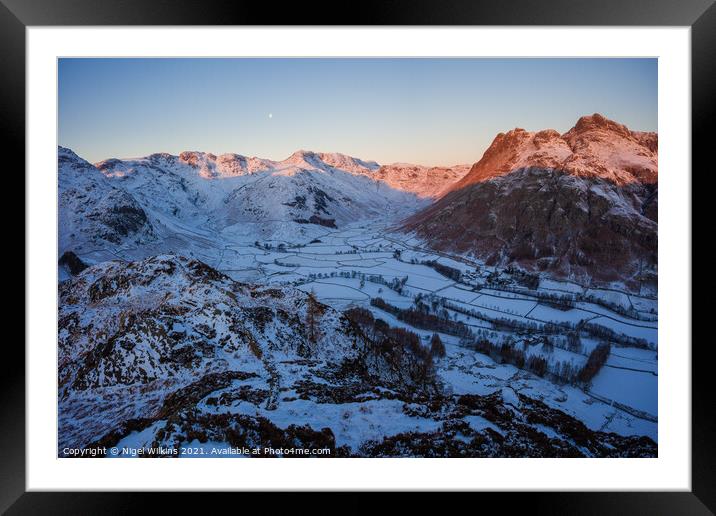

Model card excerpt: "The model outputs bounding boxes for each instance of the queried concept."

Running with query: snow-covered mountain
[370,163,471,199]
[218,150,415,228]
[92,149,468,234]
[402,114,658,289]
[59,147,155,254]
[449,113,657,190]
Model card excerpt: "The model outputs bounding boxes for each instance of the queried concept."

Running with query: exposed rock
[58,251,88,276]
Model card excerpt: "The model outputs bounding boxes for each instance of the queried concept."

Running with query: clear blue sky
[59,58,657,166]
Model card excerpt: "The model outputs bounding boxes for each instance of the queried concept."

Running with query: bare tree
[430,333,446,358]
[306,290,323,344]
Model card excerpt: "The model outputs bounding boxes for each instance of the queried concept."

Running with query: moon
[268,113,273,119]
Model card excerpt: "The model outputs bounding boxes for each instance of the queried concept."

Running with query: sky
[59,58,657,166]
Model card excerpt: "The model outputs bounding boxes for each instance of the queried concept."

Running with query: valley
[57,114,658,457]
[60,214,657,455]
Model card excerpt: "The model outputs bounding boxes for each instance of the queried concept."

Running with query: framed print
[5,0,714,511]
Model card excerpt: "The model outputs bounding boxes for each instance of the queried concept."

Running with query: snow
[501,386,521,408]
[297,281,369,302]
[223,398,443,451]
[526,304,591,325]
[589,317,657,346]
[438,286,481,304]
[470,293,538,317]
[590,367,658,416]
[464,415,503,435]
[585,288,632,310]
[111,420,167,457]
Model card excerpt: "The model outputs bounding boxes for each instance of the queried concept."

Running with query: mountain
[58,254,656,457]
[58,147,155,255]
[218,150,412,227]
[402,114,658,289]
[92,150,467,238]
[370,163,471,199]
[57,254,446,453]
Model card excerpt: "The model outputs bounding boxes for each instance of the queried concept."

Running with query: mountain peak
[58,146,84,163]
[288,149,315,159]
[567,113,633,139]
[451,114,657,190]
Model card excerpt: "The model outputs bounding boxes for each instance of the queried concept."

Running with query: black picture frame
[4,0,713,511]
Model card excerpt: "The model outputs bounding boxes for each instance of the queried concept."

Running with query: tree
[306,290,323,344]
[578,342,611,384]
[430,334,446,357]
[566,331,582,353]
[526,355,548,377]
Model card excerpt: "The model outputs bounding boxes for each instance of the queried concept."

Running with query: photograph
[57,57,658,459]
